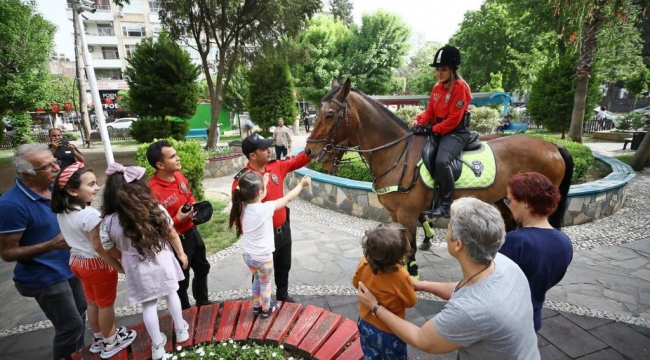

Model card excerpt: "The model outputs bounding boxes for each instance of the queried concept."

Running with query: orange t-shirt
[352,258,417,333]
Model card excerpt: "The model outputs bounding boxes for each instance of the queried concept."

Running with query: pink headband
[58,162,84,189]
[105,162,145,183]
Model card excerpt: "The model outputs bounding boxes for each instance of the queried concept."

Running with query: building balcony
[66,8,115,22]
[85,34,119,46]
[149,13,160,23]
[91,59,123,68]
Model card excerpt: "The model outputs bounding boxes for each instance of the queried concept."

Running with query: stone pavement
[1,134,650,359]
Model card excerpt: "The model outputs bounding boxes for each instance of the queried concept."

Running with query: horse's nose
[305,148,311,156]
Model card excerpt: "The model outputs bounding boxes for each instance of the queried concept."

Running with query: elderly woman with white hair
[357,197,540,360]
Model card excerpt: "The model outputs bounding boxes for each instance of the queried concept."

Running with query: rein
[307,95,419,193]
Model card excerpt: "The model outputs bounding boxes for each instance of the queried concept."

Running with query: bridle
[306,93,417,192]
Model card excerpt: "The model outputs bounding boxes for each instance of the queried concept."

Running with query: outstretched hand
[357,281,378,309]
[299,175,311,187]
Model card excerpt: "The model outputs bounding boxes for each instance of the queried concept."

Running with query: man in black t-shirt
[48,128,84,170]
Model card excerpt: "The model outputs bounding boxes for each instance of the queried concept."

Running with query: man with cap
[146,140,212,309]
[232,134,311,303]
[409,44,472,219]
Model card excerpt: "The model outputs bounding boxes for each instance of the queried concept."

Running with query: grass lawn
[0,148,14,165]
[196,198,238,255]
[91,139,139,148]
[616,153,650,168]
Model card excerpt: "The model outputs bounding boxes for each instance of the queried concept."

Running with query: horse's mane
[321,87,408,130]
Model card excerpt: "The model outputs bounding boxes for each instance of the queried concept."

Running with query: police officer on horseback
[409,45,471,218]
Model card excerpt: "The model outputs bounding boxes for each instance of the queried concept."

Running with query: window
[152,24,162,36]
[97,24,115,36]
[148,1,162,13]
[122,23,146,37]
[123,0,142,13]
[125,45,136,58]
[95,69,123,80]
[94,0,111,11]
[101,47,119,60]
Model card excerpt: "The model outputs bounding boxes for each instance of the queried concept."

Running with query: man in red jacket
[232,134,311,303]
[147,140,211,309]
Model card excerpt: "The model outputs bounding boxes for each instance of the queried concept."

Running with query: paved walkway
[1,133,649,359]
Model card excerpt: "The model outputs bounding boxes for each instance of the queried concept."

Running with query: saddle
[422,131,481,181]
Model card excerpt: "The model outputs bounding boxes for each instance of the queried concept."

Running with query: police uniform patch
[180,182,188,193]
[271,174,279,185]
[471,160,484,177]
[456,100,465,109]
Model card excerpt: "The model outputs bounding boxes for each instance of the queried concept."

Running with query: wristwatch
[371,302,382,317]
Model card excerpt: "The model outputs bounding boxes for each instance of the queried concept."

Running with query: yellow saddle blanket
[418,143,497,190]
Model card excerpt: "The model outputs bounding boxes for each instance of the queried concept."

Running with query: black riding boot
[425,167,454,218]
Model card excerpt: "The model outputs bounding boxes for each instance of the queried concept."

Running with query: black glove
[413,125,432,135]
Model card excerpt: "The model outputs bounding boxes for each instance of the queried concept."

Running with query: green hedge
[130,117,190,143]
[311,135,594,185]
[134,138,207,200]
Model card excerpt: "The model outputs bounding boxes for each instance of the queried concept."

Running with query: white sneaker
[175,320,190,343]
[89,336,103,354]
[151,333,167,360]
[100,327,137,359]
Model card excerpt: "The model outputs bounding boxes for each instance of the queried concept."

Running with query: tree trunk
[72,9,92,145]
[630,131,650,170]
[568,4,605,143]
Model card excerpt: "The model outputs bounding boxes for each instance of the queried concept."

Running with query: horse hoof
[418,241,432,251]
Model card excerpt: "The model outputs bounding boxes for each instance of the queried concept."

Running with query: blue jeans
[15,277,87,360]
[357,317,407,360]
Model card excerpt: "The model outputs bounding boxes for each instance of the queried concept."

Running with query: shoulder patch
[233,168,248,180]
[456,100,465,108]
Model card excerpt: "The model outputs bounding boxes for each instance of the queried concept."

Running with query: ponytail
[229,187,245,236]
[228,171,265,236]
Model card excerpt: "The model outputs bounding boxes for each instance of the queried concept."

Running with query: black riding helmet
[429,45,461,69]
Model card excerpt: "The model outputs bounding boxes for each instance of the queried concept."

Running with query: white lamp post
[73,0,115,164]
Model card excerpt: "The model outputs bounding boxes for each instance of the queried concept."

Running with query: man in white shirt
[273,118,292,160]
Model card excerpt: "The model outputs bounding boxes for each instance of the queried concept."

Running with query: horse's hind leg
[417,214,435,251]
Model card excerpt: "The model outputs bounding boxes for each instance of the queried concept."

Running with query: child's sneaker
[261,302,279,319]
[253,306,262,315]
[100,327,137,359]
[89,336,103,353]
[175,320,190,343]
[151,333,167,360]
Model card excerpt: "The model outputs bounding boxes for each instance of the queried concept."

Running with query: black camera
[61,139,69,147]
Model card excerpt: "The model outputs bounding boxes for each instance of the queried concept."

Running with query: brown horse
[305,79,574,277]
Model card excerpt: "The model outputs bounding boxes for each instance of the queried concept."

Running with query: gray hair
[450,197,505,265]
[12,143,49,179]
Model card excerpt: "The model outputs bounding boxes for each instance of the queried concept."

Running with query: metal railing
[583,119,614,134]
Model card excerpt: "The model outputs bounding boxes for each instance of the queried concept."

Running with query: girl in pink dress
[99,163,189,360]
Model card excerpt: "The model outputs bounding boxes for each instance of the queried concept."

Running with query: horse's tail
[549,144,574,230]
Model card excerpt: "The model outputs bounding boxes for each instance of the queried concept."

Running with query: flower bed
[204,150,246,178]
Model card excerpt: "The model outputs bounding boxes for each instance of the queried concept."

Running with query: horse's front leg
[417,214,436,251]
[395,213,420,279]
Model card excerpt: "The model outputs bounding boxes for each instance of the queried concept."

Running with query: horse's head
[320,139,352,175]
[305,78,357,162]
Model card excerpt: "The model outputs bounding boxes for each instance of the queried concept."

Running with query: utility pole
[72,7,92,147]
[73,0,114,164]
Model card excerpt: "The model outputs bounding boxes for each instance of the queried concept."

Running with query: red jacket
[232,152,311,229]
[416,79,471,135]
[149,171,196,234]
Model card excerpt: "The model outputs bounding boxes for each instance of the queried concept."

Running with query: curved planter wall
[204,153,247,178]
[286,153,636,227]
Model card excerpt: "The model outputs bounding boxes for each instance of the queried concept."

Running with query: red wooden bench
[64,300,361,360]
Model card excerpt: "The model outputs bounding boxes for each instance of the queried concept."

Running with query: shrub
[616,116,633,131]
[8,113,33,145]
[525,134,594,183]
[134,138,207,200]
[623,112,649,130]
[130,117,190,143]
[63,132,78,141]
[395,106,423,124]
[470,106,502,134]
[309,153,372,182]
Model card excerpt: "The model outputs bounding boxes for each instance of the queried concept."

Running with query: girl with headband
[51,162,137,359]
[99,162,188,360]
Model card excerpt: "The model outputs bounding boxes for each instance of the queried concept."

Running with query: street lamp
[73,0,114,164]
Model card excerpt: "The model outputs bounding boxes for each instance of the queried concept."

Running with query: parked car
[106,117,137,130]
[632,105,650,116]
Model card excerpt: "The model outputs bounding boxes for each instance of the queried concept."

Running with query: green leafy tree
[342,11,411,94]
[247,58,296,133]
[124,32,200,120]
[329,0,354,27]
[157,0,320,149]
[0,0,55,120]
[404,43,441,95]
[292,16,350,105]
[41,74,79,109]
[527,52,601,139]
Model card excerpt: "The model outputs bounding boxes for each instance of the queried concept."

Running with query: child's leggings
[243,253,274,311]
[142,293,184,344]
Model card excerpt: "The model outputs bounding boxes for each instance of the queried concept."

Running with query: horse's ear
[331,78,339,89]
[342,78,351,98]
